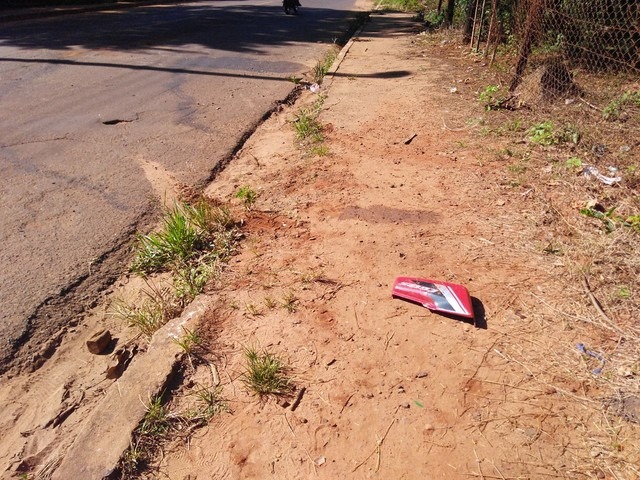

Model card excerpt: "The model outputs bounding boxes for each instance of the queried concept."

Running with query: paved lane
[0,0,366,372]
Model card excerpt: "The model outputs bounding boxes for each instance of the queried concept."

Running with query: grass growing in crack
[312,45,339,84]
[292,96,329,156]
[242,345,292,397]
[173,327,202,356]
[139,395,170,437]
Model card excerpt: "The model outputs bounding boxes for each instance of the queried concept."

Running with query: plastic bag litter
[309,83,321,93]
[582,165,621,185]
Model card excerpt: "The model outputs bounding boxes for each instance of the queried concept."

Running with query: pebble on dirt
[86,329,111,354]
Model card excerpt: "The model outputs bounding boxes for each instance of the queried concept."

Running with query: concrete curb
[324,16,368,89]
[52,296,212,479]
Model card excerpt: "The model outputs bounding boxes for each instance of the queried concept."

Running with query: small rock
[415,371,429,379]
[496,199,505,206]
[397,386,405,393]
[366,393,374,399]
[424,423,434,431]
[86,329,111,354]
[400,402,411,409]
[314,456,326,466]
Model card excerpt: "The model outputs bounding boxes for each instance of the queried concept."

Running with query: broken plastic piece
[392,277,474,318]
[582,165,621,185]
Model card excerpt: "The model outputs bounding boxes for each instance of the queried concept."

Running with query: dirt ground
[151,12,640,480]
[2,10,639,480]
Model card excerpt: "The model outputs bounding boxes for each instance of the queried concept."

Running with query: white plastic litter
[582,165,621,185]
[309,83,321,93]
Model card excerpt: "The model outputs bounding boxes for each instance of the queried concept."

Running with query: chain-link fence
[427,0,640,181]
[458,0,640,89]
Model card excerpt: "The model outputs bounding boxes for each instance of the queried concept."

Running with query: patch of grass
[242,345,293,397]
[245,303,262,316]
[173,261,216,303]
[603,90,640,121]
[293,108,323,142]
[173,327,202,356]
[131,201,236,275]
[311,144,330,156]
[235,186,258,210]
[188,384,228,422]
[528,121,556,145]
[113,284,178,339]
[263,296,278,309]
[281,291,298,313]
[312,46,339,84]
[138,395,170,437]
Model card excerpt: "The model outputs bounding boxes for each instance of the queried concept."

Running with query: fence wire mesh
[428,0,640,187]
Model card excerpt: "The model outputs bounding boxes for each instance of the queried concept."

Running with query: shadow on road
[0,4,359,53]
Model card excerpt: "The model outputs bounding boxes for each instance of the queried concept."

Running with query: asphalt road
[0,0,364,373]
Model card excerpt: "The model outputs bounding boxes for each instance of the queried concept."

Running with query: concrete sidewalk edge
[52,296,212,479]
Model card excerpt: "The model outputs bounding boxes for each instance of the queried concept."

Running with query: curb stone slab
[52,296,211,480]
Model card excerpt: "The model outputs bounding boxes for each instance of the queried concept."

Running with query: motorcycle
[283,0,300,15]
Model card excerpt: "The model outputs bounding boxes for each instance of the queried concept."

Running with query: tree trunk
[437,0,444,14]
[463,0,478,43]
[444,0,456,27]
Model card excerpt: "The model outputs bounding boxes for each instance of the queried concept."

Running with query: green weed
[138,395,170,437]
[478,85,503,110]
[293,108,323,143]
[528,121,556,145]
[603,90,640,121]
[312,46,339,84]
[235,186,258,210]
[580,206,640,234]
[173,327,202,356]
[565,156,583,169]
[242,346,293,397]
[619,286,631,299]
[188,384,228,422]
